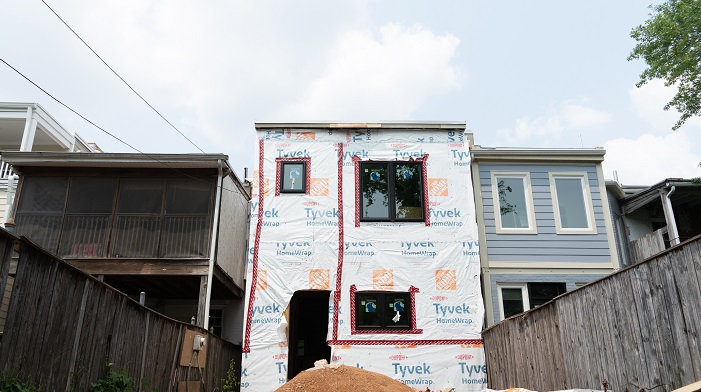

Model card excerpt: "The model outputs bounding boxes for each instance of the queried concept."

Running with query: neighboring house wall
[217,174,249,291]
[472,149,619,326]
[478,163,611,264]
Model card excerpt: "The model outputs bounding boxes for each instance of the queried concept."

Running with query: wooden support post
[197,276,208,328]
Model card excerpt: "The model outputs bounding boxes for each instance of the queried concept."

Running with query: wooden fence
[482,234,701,391]
[0,229,241,391]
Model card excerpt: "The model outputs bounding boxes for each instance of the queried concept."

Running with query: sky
[2,0,700,185]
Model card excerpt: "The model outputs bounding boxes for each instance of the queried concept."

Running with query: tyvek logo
[305,207,339,228]
[393,363,434,387]
[347,130,373,143]
[460,364,488,385]
[250,202,281,227]
[428,178,448,197]
[393,149,426,159]
[447,130,464,143]
[310,178,329,196]
[400,241,437,258]
[251,300,281,324]
[276,148,311,158]
[342,149,370,160]
[276,241,312,257]
[344,242,376,257]
[451,149,470,167]
[373,270,393,289]
[435,270,457,290]
[434,303,473,325]
[455,354,474,360]
[309,269,330,290]
[389,355,407,360]
[462,241,479,256]
[429,207,463,227]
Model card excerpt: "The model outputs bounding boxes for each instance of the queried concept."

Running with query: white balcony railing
[0,158,15,180]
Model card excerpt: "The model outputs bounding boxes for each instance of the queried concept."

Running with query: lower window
[497,282,567,320]
[355,291,411,330]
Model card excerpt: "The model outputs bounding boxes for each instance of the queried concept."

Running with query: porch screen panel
[15,177,68,252]
[59,178,116,258]
[160,178,214,257]
[110,178,164,258]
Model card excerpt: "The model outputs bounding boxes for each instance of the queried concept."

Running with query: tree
[629,0,701,130]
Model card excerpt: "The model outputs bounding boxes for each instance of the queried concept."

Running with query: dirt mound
[275,364,416,392]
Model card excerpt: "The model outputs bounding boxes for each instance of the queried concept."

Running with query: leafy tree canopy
[629,0,701,130]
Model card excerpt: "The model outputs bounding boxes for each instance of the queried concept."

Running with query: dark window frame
[357,160,426,223]
[275,157,311,195]
[349,284,422,334]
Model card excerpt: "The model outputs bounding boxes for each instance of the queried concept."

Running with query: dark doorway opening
[287,290,331,380]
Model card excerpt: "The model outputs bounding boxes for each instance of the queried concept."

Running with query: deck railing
[0,159,14,180]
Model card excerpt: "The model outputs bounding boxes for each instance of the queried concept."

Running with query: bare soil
[274,365,416,392]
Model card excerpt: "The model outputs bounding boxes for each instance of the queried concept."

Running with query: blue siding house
[470,147,620,326]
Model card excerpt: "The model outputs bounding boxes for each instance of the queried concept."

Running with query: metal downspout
[665,185,680,246]
[204,160,224,330]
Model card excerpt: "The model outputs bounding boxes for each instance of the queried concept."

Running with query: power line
[41,0,207,154]
[0,57,242,196]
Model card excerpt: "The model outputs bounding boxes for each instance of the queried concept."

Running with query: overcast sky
[2,0,700,184]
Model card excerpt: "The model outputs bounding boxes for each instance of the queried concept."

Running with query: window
[491,172,537,233]
[209,308,223,336]
[497,284,529,320]
[14,175,215,259]
[360,161,423,221]
[527,282,566,307]
[280,162,306,193]
[497,282,566,320]
[355,291,411,330]
[59,177,117,257]
[550,173,596,234]
[15,177,68,251]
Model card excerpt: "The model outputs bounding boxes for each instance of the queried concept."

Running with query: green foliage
[222,359,239,392]
[0,371,38,392]
[629,0,701,130]
[90,364,137,392]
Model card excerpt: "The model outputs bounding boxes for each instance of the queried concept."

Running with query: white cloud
[603,131,701,185]
[278,23,463,120]
[497,101,611,145]
[629,79,701,131]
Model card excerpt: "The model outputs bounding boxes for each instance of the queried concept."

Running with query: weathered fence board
[0,230,241,391]
[484,234,701,391]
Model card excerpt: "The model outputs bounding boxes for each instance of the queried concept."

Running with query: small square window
[280,162,307,193]
[355,291,411,330]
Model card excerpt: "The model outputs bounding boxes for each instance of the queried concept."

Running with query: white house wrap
[242,124,486,391]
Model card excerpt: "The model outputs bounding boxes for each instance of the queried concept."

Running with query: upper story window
[491,172,537,234]
[549,173,596,234]
[14,175,215,259]
[360,161,423,222]
[276,158,310,195]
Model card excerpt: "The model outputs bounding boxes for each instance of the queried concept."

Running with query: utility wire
[41,0,207,154]
[0,57,242,196]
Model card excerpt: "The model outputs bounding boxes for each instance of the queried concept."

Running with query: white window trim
[490,172,537,234]
[549,172,598,235]
[497,283,530,321]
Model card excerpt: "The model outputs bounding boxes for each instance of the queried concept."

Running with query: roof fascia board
[254,122,467,130]
[470,147,605,163]
[1,151,229,167]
